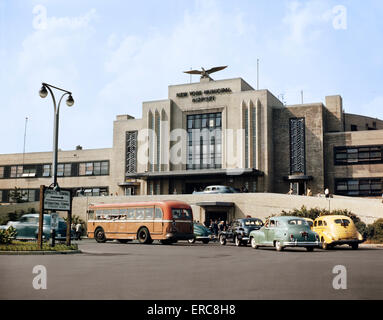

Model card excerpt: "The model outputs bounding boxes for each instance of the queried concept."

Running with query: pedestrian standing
[75,223,82,240]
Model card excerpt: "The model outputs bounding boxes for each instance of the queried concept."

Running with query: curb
[0,250,82,255]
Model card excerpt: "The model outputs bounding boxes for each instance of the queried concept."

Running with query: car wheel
[94,228,106,243]
[306,247,314,252]
[351,243,359,250]
[235,236,242,247]
[275,241,284,251]
[188,237,196,244]
[202,239,209,244]
[251,237,258,249]
[137,227,152,244]
[219,235,226,245]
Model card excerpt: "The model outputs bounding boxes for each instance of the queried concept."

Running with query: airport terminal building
[1,74,383,204]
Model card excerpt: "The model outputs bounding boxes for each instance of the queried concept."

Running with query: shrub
[0,226,17,244]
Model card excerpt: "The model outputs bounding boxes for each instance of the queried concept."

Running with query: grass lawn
[0,241,78,251]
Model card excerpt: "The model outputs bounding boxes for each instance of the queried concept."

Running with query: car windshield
[334,219,350,226]
[244,219,263,226]
[288,219,308,226]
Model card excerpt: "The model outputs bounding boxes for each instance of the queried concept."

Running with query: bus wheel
[188,237,196,244]
[137,227,151,244]
[219,235,226,245]
[95,228,106,243]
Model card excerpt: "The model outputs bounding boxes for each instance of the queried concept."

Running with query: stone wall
[1,193,382,225]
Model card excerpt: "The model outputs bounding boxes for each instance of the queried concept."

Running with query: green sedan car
[249,216,320,251]
[188,222,214,244]
[1,213,70,241]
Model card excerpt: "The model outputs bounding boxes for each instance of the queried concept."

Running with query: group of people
[287,186,331,198]
[205,219,229,236]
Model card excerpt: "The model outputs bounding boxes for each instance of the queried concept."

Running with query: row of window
[334,145,383,165]
[335,178,382,197]
[92,207,163,221]
[0,161,109,179]
[0,187,109,203]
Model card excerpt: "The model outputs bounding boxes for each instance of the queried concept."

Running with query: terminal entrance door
[205,211,228,226]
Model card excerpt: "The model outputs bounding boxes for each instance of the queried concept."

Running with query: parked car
[219,218,264,246]
[312,215,364,250]
[1,213,70,241]
[249,216,320,251]
[303,218,314,229]
[188,222,214,244]
[193,185,239,194]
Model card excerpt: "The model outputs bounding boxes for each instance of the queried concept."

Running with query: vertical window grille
[289,118,306,174]
[126,131,138,175]
[156,113,161,172]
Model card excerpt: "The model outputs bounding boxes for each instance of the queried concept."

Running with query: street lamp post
[39,83,74,188]
[38,83,74,248]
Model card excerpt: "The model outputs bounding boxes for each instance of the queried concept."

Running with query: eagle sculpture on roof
[184,66,227,80]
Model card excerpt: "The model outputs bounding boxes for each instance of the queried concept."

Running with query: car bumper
[329,239,364,246]
[195,235,211,240]
[283,241,320,247]
[166,233,194,241]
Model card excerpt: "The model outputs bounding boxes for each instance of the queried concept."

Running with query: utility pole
[301,90,304,104]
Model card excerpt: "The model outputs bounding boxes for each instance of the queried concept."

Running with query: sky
[1,0,383,155]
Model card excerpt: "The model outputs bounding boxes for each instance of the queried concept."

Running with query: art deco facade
[1,75,383,204]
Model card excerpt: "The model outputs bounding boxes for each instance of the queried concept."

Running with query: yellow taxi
[313,215,364,250]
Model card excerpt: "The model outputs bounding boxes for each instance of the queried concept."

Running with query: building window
[126,131,138,175]
[334,145,383,165]
[76,187,108,197]
[0,167,4,178]
[244,108,249,168]
[57,163,72,177]
[350,124,358,131]
[289,118,306,174]
[335,178,382,197]
[42,164,51,177]
[251,106,256,168]
[79,161,109,176]
[10,165,23,178]
[187,112,222,170]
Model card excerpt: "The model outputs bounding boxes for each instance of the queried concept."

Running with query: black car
[219,218,263,246]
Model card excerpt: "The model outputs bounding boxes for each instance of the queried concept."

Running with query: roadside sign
[44,189,71,211]
[51,212,59,230]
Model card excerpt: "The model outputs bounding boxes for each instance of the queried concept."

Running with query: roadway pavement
[0,239,382,300]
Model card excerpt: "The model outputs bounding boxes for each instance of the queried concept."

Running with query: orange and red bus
[87,201,194,244]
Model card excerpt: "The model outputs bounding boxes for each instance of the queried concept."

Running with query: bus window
[96,210,104,220]
[88,210,95,220]
[155,207,163,219]
[145,208,154,219]
[127,208,135,219]
[172,209,182,219]
[119,209,127,220]
[183,209,192,220]
[136,208,144,220]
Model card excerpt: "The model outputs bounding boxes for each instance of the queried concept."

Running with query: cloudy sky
[1,0,383,154]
